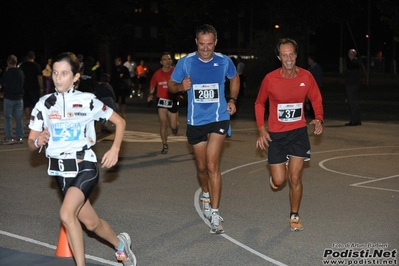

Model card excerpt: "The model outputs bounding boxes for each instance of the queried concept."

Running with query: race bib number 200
[48,158,78,177]
[277,103,303,122]
[193,83,219,103]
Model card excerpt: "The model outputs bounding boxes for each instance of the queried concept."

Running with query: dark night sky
[1,0,397,72]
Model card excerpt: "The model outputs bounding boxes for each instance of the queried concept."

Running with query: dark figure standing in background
[307,56,322,89]
[111,57,131,118]
[0,55,25,145]
[95,73,119,133]
[345,49,361,126]
[78,56,97,93]
[20,51,43,124]
[306,55,323,116]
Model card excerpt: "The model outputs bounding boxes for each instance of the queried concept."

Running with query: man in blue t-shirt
[168,24,240,234]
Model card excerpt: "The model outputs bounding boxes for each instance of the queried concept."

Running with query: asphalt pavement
[0,76,398,266]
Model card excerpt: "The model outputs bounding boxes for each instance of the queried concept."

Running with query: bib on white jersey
[48,154,78,177]
[277,103,303,122]
[193,83,219,103]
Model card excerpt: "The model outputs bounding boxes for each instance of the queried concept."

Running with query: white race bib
[157,98,173,108]
[193,83,219,103]
[48,155,78,177]
[277,103,303,122]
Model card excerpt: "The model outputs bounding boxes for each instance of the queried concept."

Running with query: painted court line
[350,174,399,193]
[319,153,399,179]
[0,230,119,265]
[194,161,289,266]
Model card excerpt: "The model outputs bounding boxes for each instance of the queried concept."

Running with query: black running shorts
[186,120,229,145]
[55,161,99,202]
[268,126,311,164]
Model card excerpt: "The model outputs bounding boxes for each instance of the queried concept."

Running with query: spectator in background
[307,55,323,88]
[110,57,131,118]
[0,55,25,145]
[92,60,103,82]
[95,73,118,133]
[124,55,137,97]
[306,55,323,116]
[78,56,97,93]
[42,57,55,94]
[344,49,362,126]
[20,51,43,124]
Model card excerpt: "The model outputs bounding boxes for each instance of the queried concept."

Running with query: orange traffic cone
[55,225,73,257]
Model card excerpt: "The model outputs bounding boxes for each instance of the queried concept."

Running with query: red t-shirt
[254,67,323,132]
[150,67,174,99]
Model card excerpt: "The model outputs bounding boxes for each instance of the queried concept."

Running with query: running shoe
[1,139,14,145]
[200,197,211,220]
[210,211,224,234]
[161,144,168,154]
[289,214,303,231]
[15,138,23,144]
[115,232,137,266]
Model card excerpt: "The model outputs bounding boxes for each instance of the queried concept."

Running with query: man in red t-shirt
[147,52,180,154]
[254,38,324,232]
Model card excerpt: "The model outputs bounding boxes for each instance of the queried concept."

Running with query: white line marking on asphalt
[0,230,120,265]
[194,161,289,266]
[350,174,399,192]
[319,152,399,178]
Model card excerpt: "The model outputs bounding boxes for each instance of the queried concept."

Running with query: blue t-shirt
[170,52,237,126]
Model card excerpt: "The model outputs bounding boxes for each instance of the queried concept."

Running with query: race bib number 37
[48,158,78,177]
[193,83,219,103]
[277,103,303,122]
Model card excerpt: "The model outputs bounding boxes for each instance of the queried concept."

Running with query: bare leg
[269,162,288,188]
[192,141,209,194]
[192,133,225,209]
[206,133,225,209]
[287,156,304,213]
[78,200,119,248]
[168,111,178,134]
[158,108,168,145]
[59,187,87,266]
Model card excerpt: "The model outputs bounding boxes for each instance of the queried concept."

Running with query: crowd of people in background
[0,51,157,145]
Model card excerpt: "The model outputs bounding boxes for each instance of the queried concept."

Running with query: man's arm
[168,76,192,93]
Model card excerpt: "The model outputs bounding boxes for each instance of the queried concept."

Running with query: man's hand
[256,127,272,150]
[309,119,323,135]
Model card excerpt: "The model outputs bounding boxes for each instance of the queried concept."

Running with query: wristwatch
[228,97,237,104]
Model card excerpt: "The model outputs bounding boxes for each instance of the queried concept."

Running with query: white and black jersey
[29,87,113,162]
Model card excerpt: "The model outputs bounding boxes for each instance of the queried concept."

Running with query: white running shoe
[115,233,137,266]
[210,211,224,234]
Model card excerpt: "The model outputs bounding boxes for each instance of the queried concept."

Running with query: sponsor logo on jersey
[49,111,62,119]
[74,112,87,116]
[73,104,83,108]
